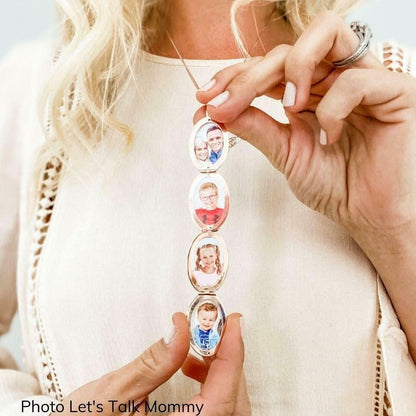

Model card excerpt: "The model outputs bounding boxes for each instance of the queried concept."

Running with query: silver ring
[332,21,373,68]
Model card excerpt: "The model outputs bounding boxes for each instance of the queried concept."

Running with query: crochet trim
[28,156,64,400]
[373,40,413,416]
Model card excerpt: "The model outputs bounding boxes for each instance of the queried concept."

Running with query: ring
[332,21,373,68]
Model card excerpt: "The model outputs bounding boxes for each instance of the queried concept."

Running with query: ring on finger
[332,21,373,68]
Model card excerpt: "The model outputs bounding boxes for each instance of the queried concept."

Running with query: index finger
[284,11,383,111]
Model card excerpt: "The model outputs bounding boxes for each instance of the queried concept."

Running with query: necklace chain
[167,31,241,149]
[166,31,201,89]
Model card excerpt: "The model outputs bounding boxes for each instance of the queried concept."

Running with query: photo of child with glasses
[195,182,224,226]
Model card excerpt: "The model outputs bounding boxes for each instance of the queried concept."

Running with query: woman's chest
[25,66,380,412]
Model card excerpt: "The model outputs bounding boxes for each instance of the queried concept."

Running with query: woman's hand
[182,314,250,416]
[197,11,416,235]
[195,11,416,359]
[54,313,249,415]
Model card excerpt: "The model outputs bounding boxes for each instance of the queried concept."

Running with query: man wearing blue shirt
[207,125,224,164]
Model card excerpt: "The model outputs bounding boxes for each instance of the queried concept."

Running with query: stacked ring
[332,21,373,67]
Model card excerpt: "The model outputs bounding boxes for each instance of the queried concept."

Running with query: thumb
[109,312,189,403]
[227,106,290,173]
[194,105,290,173]
[200,313,244,405]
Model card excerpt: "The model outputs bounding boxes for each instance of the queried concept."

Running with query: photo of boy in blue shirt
[192,302,220,350]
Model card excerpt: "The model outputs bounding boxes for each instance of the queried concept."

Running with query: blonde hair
[40,0,362,171]
[195,244,222,274]
[199,182,218,195]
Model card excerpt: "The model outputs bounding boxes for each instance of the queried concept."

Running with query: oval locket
[187,116,231,356]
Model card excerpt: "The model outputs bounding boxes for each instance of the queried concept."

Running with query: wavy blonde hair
[40,0,361,171]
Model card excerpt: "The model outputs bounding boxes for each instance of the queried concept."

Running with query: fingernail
[283,81,296,107]
[163,326,177,345]
[239,316,245,340]
[320,128,328,146]
[207,90,230,107]
[198,79,216,92]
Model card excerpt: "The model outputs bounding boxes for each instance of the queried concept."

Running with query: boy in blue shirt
[193,302,220,350]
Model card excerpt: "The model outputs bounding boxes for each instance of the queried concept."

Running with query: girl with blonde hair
[1,0,416,415]
[195,244,222,276]
[192,244,223,288]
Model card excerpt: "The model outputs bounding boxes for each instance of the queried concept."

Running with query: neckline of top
[141,50,245,67]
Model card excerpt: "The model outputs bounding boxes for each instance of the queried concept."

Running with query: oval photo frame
[187,231,228,293]
[188,294,226,356]
[188,173,230,231]
[189,117,229,172]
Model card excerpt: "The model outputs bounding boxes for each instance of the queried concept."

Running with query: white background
[0,0,415,368]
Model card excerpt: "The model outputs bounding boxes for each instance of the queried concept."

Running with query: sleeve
[411,48,416,78]
[370,41,416,416]
[0,43,61,415]
[377,277,416,416]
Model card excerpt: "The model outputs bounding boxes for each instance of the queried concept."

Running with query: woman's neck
[147,0,295,59]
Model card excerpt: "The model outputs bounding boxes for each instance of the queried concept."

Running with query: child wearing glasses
[195,182,224,226]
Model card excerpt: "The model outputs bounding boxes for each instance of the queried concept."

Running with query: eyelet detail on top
[373,310,388,416]
[381,42,412,73]
[372,41,414,416]
[27,156,64,400]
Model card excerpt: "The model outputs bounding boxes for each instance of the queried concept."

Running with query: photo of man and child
[191,121,228,171]
[188,234,227,290]
[191,300,225,353]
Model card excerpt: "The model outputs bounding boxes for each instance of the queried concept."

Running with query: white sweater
[0,40,415,416]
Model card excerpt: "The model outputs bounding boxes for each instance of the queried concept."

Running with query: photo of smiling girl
[192,243,223,287]
[188,232,228,292]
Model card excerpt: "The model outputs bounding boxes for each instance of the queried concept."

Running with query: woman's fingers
[182,354,209,383]
[283,11,383,111]
[182,314,252,416]
[316,69,416,145]
[194,104,291,174]
[233,373,251,416]
[196,57,263,102]
[195,43,335,125]
[100,312,189,403]
[178,314,249,415]
[196,13,386,128]
[199,313,243,408]
[197,47,289,123]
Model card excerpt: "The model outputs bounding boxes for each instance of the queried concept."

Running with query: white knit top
[0,40,415,416]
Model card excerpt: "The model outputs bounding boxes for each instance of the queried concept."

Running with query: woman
[1,0,416,415]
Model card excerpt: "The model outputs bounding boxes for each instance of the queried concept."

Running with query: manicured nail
[320,128,328,146]
[198,79,216,92]
[240,316,245,340]
[283,81,296,107]
[207,90,230,107]
[163,326,177,345]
